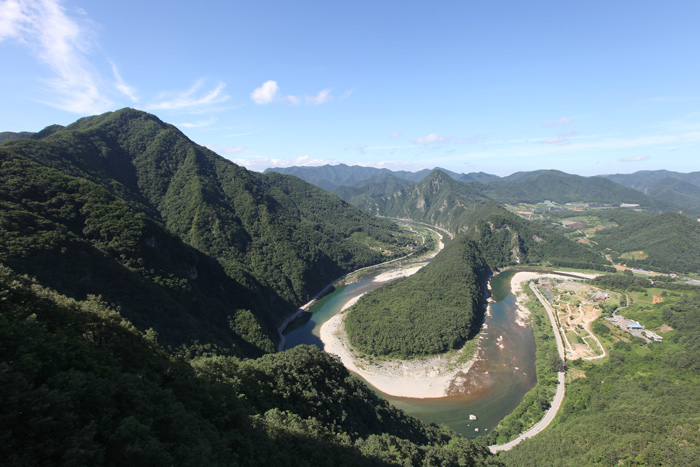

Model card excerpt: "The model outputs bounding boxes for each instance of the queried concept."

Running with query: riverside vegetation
[1,109,500,466]
[3,108,700,465]
[345,234,491,358]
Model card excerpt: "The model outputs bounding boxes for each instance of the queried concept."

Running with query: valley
[3,110,700,466]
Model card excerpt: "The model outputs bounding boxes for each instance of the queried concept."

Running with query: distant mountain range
[268,164,700,216]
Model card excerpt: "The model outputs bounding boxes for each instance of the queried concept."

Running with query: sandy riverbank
[509,271,597,326]
[319,265,469,398]
[319,269,554,398]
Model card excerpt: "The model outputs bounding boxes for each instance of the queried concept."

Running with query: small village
[535,275,663,360]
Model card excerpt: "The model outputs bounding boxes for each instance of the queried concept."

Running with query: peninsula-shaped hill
[345,234,491,358]
[0,108,414,356]
[368,170,607,270]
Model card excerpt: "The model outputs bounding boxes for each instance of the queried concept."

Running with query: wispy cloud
[345,145,368,154]
[0,0,115,113]
[455,135,484,144]
[414,133,446,144]
[390,132,401,139]
[110,61,137,102]
[148,79,229,111]
[203,143,250,156]
[177,116,217,128]
[305,88,332,105]
[620,155,650,162]
[542,117,572,127]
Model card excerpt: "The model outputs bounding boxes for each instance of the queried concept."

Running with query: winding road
[489,282,567,453]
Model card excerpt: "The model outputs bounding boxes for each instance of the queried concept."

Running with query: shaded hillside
[367,170,491,233]
[368,171,606,269]
[0,109,413,354]
[333,174,412,207]
[0,266,498,466]
[345,234,491,358]
[0,152,277,355]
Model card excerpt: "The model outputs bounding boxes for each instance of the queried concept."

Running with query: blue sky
[1,0,699,176]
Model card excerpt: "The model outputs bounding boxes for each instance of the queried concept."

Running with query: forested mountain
[601,170,700,213]
[0,266,497,466]
[271,165,697,217]
[477,170,683,212]
[332,174,412,206]
[345,234,491,358]
[364,170,606,269]
[0,108,414,356]
[602,169,700,190]
[265,164,499,191]
[0,131,34,143]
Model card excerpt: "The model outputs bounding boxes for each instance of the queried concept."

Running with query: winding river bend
[283,268,537,438]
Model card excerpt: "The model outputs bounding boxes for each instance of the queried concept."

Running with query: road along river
[283,267,545,438]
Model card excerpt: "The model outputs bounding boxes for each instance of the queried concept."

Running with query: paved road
[489,282,566,453]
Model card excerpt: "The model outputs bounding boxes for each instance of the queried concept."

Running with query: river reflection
[283,269,537,438]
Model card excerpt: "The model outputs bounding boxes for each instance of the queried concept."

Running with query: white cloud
[230,154,342,172]
[149,79,229,111]
[251,80,280,104]
[390,132,400,139]
[305,88,332,105]
[414,133,446,144]
[0,0,113,113]
[251,81,334,105]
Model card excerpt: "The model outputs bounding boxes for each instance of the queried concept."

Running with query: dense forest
[5,109,700,465]
[545,208,700,274]
[0,266,499,466]
[345,234,491,358]
[0,108,415,355]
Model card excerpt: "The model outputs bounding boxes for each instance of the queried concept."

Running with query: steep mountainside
[0,108,413,355]
[366,171,606,269]
[332,174,412,205]
[0,266,497,466]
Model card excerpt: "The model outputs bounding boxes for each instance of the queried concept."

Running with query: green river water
[282,268,537,438]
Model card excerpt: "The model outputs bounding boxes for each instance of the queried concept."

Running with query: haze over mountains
[267,164,700,217]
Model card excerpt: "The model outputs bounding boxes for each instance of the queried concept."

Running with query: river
[282,268,537,438]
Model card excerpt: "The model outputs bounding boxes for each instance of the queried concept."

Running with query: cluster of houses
[604,315,663,342]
